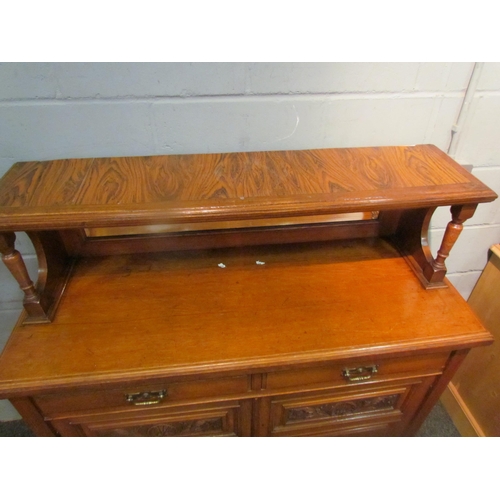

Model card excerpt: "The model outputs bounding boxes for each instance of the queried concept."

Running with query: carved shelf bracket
[392,204,477,289]
[0,231,75,324]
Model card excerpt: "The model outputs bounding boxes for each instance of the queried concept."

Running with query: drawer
[34,374,250,417]
[264,352,449,393]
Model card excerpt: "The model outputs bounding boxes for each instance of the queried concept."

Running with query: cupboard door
[256,378,436,436]
[50,400,252,437]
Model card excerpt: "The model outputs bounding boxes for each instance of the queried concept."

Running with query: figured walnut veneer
[0,145,494,229]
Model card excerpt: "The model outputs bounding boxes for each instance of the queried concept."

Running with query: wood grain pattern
[441,245,500,436]
[9,397,57,436]
[0,239,490,396]
[264,352,449,392]
[0,158,95,208]
[440,382,484,436]
[404,349,470,436]
[34,375,250,415]
[0,145,495,231]
[3,146,495,322]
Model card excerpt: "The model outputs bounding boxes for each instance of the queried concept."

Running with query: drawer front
[34,374,250,417]
[264,352,449,394]
[50,400,252,437]
[258,376,437,437]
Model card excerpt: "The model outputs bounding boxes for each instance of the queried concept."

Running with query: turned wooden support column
[431,204,477,272]
[0,231,48,321]
[0,230,75,324]
[425,204,477,284]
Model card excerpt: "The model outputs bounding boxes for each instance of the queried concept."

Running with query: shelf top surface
[0,239,490,394]
[0,145,496,231]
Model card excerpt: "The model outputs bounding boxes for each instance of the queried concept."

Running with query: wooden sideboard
[0,145,496,437]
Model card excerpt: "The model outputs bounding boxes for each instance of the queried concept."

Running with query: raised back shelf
[0,145,496,325]
[0,145,494,229]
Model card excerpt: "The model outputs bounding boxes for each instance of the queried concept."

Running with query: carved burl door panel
[51,400,252,437]
[259,379,436,437]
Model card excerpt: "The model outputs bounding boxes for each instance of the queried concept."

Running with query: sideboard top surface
[0,145,496,231]
[0,239,490,396]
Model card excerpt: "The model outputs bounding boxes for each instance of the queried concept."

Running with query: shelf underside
[0,238,489,392]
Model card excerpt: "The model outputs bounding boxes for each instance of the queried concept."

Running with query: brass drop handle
[125,389,167,406]
[342,365,378,382]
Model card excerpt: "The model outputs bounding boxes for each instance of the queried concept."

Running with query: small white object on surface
[256,261,265,265]
[218,263,226,268]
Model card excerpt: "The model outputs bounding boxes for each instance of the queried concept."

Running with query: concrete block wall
[429,63,500,298]
[0,62,499,420]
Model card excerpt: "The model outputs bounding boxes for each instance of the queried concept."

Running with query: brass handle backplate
[342,365,379,382]
[125,389,167,406]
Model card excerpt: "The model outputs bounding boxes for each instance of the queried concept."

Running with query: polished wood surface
[0,145,495,231]
[0,238,492,436]
[0,239,489,396]
[0,146,495,436]
[9,397,57,436]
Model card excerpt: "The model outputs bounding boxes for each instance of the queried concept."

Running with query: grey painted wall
[1,62,499,420]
